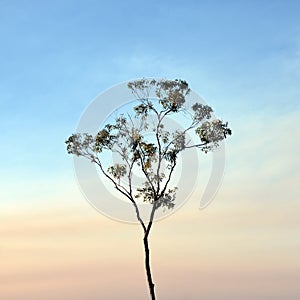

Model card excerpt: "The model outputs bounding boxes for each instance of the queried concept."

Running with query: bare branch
[159,160,177,199]
[94,157,146,232]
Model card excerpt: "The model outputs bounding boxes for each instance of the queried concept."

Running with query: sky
[1,0,300,299]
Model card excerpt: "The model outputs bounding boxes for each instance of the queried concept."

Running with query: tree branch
[93,157,147,232]
[159,160,177,199]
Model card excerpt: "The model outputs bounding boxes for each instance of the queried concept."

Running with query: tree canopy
[66,78,231,213]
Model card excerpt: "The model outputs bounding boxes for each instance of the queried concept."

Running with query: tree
[65,79,232,300]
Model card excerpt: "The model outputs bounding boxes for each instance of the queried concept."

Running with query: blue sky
[1,0,299,198]
[0,1,300,202]
[0,0,299,203]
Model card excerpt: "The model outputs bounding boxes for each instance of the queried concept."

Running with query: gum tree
[65,79,231,300]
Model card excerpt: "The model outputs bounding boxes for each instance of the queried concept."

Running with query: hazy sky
[1,1,300,299]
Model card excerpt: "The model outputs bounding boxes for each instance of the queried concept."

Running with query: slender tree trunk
[143,234,156,300]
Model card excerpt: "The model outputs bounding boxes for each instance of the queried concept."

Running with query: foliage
[66,78,232,212]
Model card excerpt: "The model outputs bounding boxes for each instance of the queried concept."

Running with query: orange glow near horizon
[2,183,300,300]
